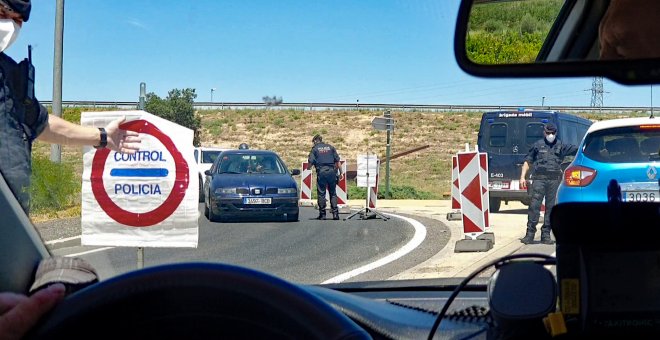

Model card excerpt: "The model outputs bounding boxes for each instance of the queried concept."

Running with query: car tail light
[564,166,597,187]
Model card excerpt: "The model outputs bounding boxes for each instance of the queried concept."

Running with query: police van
[477,110,592,212]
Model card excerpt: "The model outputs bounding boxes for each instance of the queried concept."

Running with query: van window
[525,123,544,146]
[489,123,507,147]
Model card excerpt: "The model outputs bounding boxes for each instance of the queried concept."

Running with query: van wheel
[489,198,501,213]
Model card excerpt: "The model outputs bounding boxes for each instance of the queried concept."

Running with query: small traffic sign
[371,116,394,131]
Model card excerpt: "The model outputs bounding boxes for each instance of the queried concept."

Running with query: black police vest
[534,141,563,175]
[313,143,336,166]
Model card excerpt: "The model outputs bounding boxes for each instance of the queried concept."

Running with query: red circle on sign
[91,119,190,227]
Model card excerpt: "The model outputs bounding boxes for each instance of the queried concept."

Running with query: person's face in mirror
[599,0,660,60]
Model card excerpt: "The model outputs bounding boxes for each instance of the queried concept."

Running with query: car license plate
[243,197,271,204]
[490,181,509,190]
[622,191,659,202]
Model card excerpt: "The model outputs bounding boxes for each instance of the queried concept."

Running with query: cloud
[126,18,149,30]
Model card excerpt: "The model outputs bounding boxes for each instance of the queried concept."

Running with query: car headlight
[278,188,297,194]
[215,188,236,195]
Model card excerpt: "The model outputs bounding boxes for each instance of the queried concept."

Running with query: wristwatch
[94,127,107,149]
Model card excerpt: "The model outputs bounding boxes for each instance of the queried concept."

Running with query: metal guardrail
[39,100,657,114]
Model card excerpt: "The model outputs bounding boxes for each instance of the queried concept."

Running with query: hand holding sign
[105,116,142,154]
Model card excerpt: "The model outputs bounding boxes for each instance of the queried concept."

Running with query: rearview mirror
[204,170,212,176]
[290,169,301,176]
[454,0,660,85]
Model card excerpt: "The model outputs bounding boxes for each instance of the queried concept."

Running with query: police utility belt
[532,170,562,180]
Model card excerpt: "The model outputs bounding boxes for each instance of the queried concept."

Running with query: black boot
[332,211,340,220]
[520,231,535,244]
[316,210,326,220]
[540,231,554,245]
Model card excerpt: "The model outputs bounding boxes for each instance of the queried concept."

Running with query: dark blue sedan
[203,149,300,222]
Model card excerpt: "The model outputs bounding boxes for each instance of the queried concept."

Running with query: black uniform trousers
[527,178,560,234]
[316,166,338,214]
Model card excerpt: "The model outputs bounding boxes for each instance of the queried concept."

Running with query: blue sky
[5,0,657,107]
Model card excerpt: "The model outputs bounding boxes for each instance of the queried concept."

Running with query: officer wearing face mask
[519,123,577,245]
[0,0,141,214]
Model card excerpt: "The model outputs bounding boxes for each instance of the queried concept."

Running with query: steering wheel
[28,263,371,339]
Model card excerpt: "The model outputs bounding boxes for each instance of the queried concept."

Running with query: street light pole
[51,0,65,163]
[211,88,216,103]
[541,96,545,107]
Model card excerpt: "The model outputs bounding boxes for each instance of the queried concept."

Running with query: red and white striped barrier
[325,160,349,212]
[299,162,314,206]
[447,155,462,221]
[479,152,491,233]
[451,155,461,211]
[368,160,380,209]
[457,151,487,240]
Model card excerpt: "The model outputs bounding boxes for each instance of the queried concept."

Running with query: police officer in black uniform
[0,0,140,214]
[308,134,343,220]
[519,123,577,244]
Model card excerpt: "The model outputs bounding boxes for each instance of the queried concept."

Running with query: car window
[201,150,221,164]
[584,127,660,163]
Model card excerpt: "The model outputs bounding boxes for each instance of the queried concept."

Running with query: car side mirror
[204,170,212,176]
[290,169,301,176]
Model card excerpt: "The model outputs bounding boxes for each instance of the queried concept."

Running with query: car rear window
[583,126,660,163]
[202,151,221,164]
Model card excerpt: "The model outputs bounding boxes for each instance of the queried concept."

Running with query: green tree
[145,88,202,146]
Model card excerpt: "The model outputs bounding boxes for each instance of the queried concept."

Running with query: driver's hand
[519,178,527,190]
[339,173,345,181]
[0,283,65,340]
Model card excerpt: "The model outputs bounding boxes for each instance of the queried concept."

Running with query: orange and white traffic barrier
[368,160,380,209]
[299,162,314,206]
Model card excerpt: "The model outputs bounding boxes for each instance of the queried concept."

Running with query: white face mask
[545,134,556,143]
[0,19,20,53]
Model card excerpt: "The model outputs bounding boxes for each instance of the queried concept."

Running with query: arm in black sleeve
[562,143,579,157]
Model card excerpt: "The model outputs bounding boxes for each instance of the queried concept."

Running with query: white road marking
[322,212,427,284]
[65,247,114,257]
[45,235,81,245]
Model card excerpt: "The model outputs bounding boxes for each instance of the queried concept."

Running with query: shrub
[30,154,79,213]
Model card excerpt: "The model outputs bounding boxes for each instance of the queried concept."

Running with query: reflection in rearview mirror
[466,0,563,65]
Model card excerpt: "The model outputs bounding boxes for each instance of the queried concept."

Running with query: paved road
[48,205,449,284]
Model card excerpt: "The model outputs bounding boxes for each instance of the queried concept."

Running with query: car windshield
[4,0,659,291]
[218,154,285,174]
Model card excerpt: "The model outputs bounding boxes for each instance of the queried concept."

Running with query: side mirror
[454,0,660,85]
[290,169,301,176]
[204,170,212,176]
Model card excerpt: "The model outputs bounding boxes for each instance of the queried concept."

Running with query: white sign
[80,110,198,248]
[356,154,379,187]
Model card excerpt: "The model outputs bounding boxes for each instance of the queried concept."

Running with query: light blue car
[557,117,660,203]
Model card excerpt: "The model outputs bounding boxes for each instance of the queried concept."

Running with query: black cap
[1,0,31,22]
[238,143,249,150]
[312,134,322,143]
[544,123,557,133]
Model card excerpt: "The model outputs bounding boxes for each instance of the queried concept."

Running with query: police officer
[308,134,343,220]
[519,123,577,244]
[0,0,140,214]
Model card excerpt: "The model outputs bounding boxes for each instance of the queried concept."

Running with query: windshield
[217,154,286,175]
[5,0,659,289]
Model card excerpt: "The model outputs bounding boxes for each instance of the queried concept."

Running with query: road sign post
[371,115,394,198]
